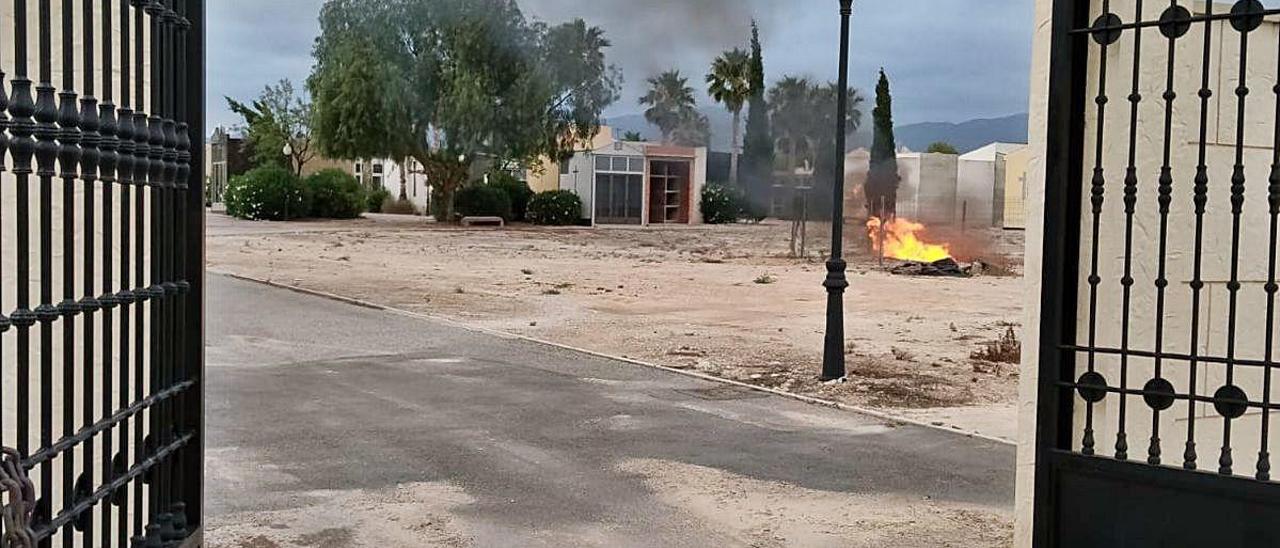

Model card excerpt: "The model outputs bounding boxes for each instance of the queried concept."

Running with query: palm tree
[768,76,865,171]
[640,70,697,143]
[812,82,865,149]
[621,130,647,142]
[707,48,752,185]
[769,76,817,170]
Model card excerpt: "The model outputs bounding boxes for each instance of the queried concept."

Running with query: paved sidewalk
[205,274,1014,547]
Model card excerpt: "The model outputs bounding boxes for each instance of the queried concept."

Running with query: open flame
[866,217,953,263]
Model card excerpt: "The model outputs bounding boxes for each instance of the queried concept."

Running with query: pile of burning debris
[867,217,992,278]
[886,257,995,278]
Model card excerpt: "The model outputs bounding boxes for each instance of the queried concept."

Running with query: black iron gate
[0,0,204,547]
[1036,0,1280,546]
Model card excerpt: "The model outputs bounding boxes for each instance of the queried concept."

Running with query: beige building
[997,145,1031,230]
[527,126,618,193]
[957,142,1026,228]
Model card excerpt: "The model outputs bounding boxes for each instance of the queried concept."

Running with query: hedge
[305,169,367,219]
[527,190,582,226]
[224,165,310,221]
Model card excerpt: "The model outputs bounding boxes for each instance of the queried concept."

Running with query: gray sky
[208,0,1035,133]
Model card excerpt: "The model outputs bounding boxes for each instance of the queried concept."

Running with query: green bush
[700,182,743,224]
[527,190,582,226]
[304,169,366,219]
[224,165,309,221]
[366,186,391,213]
[454,184,513,221]
[488,172,533,221]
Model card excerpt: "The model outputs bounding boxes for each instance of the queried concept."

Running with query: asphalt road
[205,273,1014,547]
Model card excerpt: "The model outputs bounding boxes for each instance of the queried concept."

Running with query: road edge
[211,269,1016,447]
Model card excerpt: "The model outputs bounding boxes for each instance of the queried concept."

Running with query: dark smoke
[519,0,783,113]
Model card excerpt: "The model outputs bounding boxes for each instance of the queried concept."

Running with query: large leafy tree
[639,70,697,143]
[226,79,316,176]
[308,0,620,221]
[867,68,899,219]
[706,48,751,185]
[740,20,774,208]
[540,19,624,160]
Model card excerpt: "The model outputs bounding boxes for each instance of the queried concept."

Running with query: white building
[355,158,431,213]
[555,138,709,225]
[896,151,960,225]
[957,142,1026,228]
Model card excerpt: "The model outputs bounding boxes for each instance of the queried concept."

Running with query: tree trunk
[399,157,409,201]
[730,109,741,187]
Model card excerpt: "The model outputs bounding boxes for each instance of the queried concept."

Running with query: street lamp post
[821,0,855,381]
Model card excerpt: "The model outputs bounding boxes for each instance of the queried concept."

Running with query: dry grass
[971,326,1021,364]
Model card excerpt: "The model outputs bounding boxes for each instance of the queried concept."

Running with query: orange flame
[867,217,953,263]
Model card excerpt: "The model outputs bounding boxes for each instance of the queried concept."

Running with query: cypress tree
[741,20,775,213]
[866,68,899,219]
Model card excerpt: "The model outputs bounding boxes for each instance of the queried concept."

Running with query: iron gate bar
[1054,379,1258,409]
[1150,0,1182,467]
[180,0,203,528]
[55,0,78,545]
[101,0,120,540]
[1264,10,1280,483]
[11,0,34,511]
[1114,0,1146,462]
[78,0,99,544]
[1186,0,1214,474]
[35,0,57,534]
[22,381,193,470]
[1080,0,1112,458]
[130,0,148,537]
[1068,6,1280,34]
[1225,0,1254,477]
[115,0,134,543]
[1060,344,1279,368]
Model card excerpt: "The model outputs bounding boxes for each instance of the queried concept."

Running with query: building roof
[959,142,1027,162]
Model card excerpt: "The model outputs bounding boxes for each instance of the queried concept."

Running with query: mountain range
[605,111,1029,155]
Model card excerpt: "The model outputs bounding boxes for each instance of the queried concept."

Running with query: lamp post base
[820,257,849,381]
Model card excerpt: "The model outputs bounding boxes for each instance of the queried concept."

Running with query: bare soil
[206,213,1026,440]
[617,458,1013,548]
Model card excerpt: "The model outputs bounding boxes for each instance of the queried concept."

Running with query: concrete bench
[460,216,505,227]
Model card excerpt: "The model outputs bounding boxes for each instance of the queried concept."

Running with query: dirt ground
[618,459,1013,548]
[206,213,1026,440]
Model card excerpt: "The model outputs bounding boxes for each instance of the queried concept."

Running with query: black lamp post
[821,0,854,381]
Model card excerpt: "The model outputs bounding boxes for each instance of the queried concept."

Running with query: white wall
[359,158,430,214]
[957,158,996,227]
[895,152,958,225]
[1014,0,1052,544]
[690,147,708,225]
